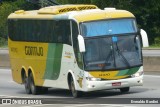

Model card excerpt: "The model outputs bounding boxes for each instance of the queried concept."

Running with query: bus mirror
[140,29,149,47]
[77,35,86,52]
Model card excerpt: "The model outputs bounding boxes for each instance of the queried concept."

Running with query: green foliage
[0,0,160,46]
[154,37,160,46]
[0,0,38,40]
[57,0,160,46]
[0,37,7,47]
[0,2,13,39]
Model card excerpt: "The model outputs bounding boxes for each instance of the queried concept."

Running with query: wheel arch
[21,66,27,84]
[67,70,78,90]
[27,67,36,82]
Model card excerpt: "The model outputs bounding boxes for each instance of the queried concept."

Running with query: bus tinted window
[72,21,83,69]
[8,19,71,45]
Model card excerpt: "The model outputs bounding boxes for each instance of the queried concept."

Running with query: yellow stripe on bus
[89,71,128,80]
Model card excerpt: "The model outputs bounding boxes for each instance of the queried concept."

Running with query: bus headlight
[86,77,101,81]
[131,71,144,78]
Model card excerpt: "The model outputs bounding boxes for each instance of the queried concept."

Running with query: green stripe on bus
[116,69,128,76]
[44,43,63,80]
[126,67,140,75]
[117,67,140,76]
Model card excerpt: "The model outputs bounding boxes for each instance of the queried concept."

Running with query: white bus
[8,5,149,97]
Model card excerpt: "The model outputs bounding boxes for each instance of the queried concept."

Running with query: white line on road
[0,95,29,98]
[0,105,11,107]
[144,75,160,78]
[8,80,14,83]
[64,104,136,107]
[21,104,58,107]
[99,104,137,107]
[0,69,11,72]
[64,104,94,107]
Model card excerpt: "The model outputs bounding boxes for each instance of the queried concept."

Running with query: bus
[8,5,149,98]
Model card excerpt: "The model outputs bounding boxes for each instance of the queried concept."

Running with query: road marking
[64,104,94,107]
[64,104,136,107]
[100,104,136,107]
[0,105,11,107]
[0,69,11,71]
[0,95,29,98]
[21,104,55,107]
[0,95,71,99]
[144,75,160,78]
[8,80,14,83]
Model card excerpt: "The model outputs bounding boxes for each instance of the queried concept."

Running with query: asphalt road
[0,69,160,107]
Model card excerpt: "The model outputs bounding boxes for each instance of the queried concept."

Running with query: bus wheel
[24,74,31,94]
[120,87,130,93]
[29,73,41,95]
[70,76,82,98]
[41,87,48,94]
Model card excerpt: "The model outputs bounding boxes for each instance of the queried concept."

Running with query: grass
[0,44,8,48]
[148,44,160,48]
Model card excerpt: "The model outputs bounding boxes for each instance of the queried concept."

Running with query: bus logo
[25,46,43,56]
[99,73,110,77]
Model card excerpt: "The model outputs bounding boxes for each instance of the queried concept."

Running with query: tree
[0,0,159,45]
[0,0,38,39]
[57,0,160,45]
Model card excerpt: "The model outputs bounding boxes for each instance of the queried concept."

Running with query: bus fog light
[132,71,144,78]
[86,77,101,81]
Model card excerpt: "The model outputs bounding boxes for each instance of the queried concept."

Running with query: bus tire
[70,76,82,98]
[24,74,31,94]
[120,87,130,93]
[41,87,48,94]
[29,73,41,95]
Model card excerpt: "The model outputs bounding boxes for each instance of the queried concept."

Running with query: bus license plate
[112,82,121,86]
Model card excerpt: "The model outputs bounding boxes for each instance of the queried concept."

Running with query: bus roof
[8,4,135,22]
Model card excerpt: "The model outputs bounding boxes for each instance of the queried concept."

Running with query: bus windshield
[81,19,142,71]
[81,19,137,37]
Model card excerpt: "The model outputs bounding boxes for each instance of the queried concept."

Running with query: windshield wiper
[101,44,113,70]
[115,42,130,68]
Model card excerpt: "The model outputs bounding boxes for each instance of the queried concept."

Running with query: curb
[0,48,8,50]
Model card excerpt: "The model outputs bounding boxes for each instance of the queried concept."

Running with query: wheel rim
[30,76,35,93]
[24,77,31,94]
[24,78,28,89]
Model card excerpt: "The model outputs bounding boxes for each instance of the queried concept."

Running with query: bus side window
[48,21,55,42]
[55,20,71,45]
[72,21,83,69]
[15,20,19,40]
[54,21,62,43]
[8,19,17,41]
[8,19,71,45]
[63,21,71,45]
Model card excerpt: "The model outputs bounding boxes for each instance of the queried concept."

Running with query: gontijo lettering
[25,46,43,56]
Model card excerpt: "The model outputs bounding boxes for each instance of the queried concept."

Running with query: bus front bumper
[83,75,143,92]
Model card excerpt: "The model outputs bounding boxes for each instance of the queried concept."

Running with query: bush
[0,0,39,39]
[0,37,7,47]
[154,37,160,46]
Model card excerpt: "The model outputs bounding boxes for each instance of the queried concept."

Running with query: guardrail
[0,49,160,71]
[143,56,160,72]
